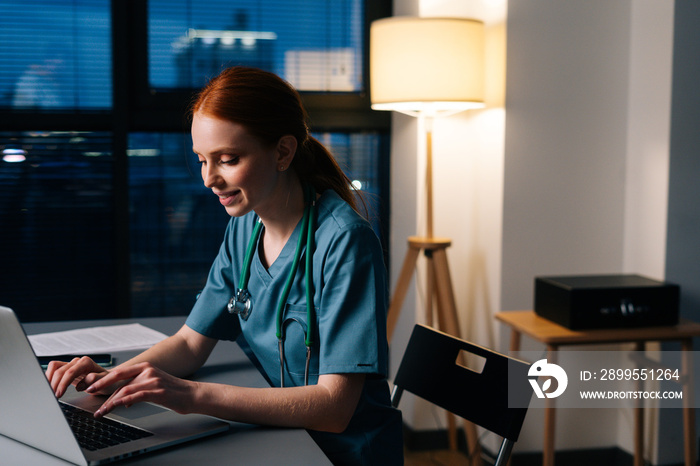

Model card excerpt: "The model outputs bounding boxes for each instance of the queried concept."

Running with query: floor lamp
[370,16,486,462]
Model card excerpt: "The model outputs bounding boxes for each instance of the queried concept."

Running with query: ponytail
[294,135,362,213]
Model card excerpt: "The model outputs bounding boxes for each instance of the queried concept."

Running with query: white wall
[502,0,675,461]
[623,1,674,279]
[387,0,422,431]
[502,0,632,455]
[502,0,632,310]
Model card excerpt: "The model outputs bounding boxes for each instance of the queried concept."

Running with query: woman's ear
[276,135,297,170]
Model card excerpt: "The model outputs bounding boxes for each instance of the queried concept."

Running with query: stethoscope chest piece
[228,288,252,320]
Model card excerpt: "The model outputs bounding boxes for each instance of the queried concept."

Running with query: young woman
[46,66,403,465]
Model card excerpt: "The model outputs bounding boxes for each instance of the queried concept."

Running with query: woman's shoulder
[315,190,382,254]
[314,190,384,267]
[316,189,370,232]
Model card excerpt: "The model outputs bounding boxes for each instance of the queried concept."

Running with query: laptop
[0,305,230,465]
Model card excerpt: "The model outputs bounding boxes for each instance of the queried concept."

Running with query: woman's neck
[256,178,306,268]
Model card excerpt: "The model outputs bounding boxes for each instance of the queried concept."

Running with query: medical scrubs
[186,190,403,465]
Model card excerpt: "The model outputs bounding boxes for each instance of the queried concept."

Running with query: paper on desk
[27,323,168,357]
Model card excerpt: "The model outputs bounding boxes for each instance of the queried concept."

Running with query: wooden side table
[495,310,700,466]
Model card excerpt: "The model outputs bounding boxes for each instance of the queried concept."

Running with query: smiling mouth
[216,190,240,206]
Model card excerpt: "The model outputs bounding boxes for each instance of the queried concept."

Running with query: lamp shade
[370,17,485,116]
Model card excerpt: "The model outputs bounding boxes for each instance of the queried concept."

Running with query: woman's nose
[202,164,220,188]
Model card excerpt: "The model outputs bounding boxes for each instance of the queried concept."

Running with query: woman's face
[191,112,282,218]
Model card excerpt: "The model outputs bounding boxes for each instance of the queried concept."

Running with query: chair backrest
[392,324,532,446]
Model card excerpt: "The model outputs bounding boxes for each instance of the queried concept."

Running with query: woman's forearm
[193,373,365,433]
[106,325,363,434]
[119,325,217,378]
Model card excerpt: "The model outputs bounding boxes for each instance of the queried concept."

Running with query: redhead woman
[46,66,403,465]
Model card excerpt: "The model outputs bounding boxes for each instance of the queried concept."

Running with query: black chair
[392,324,532,466]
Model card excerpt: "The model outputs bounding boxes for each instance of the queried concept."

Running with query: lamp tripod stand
[386,130,462,340]
[386,127,483,465]
[369,16,486,463]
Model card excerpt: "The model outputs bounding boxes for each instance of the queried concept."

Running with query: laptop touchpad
[112,402,169,420]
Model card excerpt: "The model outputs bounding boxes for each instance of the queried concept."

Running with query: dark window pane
[311,131,386,235]
[0,0,112,110]
[149,0,364,92]
[128,133,230,317]
[0,131,114,322]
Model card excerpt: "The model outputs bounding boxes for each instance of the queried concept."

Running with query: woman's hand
[46,356,111,398]
[86,362,198,418]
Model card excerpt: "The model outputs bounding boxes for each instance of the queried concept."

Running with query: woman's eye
[221,157,239,165]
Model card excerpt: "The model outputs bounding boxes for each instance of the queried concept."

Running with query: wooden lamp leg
[387,237,483,466]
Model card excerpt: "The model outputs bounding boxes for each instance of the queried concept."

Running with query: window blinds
[148,0,363,92]
[0,0,112,110]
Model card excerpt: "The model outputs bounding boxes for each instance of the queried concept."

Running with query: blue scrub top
[186,190,402,465]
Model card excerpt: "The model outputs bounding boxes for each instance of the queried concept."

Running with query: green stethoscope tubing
[239,219,263,296]
[235,184,316,386]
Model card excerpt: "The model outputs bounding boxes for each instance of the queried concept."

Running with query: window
[0,0,112,110]
[0,0,391,322]
[312,131,387,234]
[149,0,364,92]
[128,132,230,317]
[0,131,114,321]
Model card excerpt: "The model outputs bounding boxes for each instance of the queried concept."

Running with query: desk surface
[495,310,700,346]
[7,316,331,466]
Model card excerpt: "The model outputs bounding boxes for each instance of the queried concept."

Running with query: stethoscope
[228,184,317,387]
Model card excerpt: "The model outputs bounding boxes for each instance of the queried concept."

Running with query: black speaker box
[534,274,680,330]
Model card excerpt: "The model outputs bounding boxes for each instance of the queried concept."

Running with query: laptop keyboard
[60,402,154,451]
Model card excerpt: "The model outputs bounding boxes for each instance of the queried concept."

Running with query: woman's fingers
[95,384,152,418]
[86,363,148,394]
[46,356,107,398]
[74,371,108,392]
[91,363,195,418]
